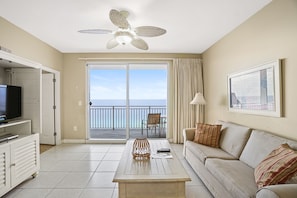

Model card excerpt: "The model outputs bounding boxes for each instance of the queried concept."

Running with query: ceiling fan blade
[131,38,148,50]
[109,9,130,29]
[78,29,112,34]
[106,38,119,49]
[134,26,166,37]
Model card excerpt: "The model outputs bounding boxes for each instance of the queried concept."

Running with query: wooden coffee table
[113,139,191,198]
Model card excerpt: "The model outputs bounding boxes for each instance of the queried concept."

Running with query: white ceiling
[0,0,272,53]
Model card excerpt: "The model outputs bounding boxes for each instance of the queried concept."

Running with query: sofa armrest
[183,128,195,157]
[256,184,297,198]
[183,128,196,142]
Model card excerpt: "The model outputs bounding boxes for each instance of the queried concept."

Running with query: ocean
[89,99,167,129]
[91,99,166,106]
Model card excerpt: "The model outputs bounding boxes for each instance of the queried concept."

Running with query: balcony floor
[90,128,166,139]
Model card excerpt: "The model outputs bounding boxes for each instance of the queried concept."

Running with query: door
[40,73,55,145]
[88,65,127,139]
[129,64,167,138]
[87,62,167,140]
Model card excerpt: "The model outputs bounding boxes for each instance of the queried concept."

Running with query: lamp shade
[190,92,206,105]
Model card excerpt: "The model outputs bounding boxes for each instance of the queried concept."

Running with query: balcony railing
[89,105,167,129]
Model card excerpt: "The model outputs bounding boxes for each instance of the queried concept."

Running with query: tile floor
[3,142,213,198]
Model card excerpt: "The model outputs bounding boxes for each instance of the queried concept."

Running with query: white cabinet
[0,144,10,196]
[10,134,40,187]
[0,120,40,197]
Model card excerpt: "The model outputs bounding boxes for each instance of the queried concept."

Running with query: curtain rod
[78,57,176,61]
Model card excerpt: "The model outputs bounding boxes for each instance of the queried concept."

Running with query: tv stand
[0,120,32,135]
[0,119,40,197]
[0,134,19,143]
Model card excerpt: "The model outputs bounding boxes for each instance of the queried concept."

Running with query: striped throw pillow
[193,123,222,148]
[254,143,297,188]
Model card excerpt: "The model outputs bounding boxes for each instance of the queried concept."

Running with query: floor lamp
[190,92,206,123]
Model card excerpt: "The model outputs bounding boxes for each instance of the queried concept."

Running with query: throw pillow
[254,143,297,188]
[193,123,222,148]
[286,173,297,184]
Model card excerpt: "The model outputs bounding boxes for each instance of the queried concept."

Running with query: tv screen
[0,85,6,121]
[0,85,22,122]
[6,85,22,119]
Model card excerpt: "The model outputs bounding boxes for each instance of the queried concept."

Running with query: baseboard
[62,139,86,144]
[86,139,127,144]
[62,139,127,144]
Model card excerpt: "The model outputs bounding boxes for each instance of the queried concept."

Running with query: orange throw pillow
[254,143,297,188]
[193,123,222,148]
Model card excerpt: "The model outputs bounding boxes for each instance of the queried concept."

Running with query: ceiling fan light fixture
[115,31,133,45]
[78,9,166,50]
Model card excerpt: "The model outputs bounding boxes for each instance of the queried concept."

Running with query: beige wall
[62,53,201,140]
[0,17,63,71]
[1,16,63,141]
[1,15,202,141]
[203,0,297,140]
[6,0,295,142]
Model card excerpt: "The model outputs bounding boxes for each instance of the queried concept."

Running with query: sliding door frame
[86,61,169,143]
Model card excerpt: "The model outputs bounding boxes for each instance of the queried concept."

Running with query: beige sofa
[183,120,297,198]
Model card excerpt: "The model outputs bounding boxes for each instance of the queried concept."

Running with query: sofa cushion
[240,130,297,168]
[205,158,258,198]
[254,143,297,188]
[216,120,252,158]
[186,141,236,164]
[193,123,222,148]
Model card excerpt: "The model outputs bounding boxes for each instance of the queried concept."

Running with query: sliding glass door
[129,64,167,138]
[88,62,167,140]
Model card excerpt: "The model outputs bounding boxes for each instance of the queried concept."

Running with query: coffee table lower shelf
[118,181,186,198]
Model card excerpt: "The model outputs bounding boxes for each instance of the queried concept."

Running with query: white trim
[0,50,41,69]
[86,61,169,142]
[0,51,62,145]
[87,61,169,68]
[40,65,59,73]
[126,64,130,139]
[41,66,62,145]
[85,65,90,140]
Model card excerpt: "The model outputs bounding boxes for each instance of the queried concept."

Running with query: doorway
[87,62,167,140]
[40,68,61,146]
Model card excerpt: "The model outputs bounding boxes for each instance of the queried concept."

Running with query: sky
[89,67,167,100]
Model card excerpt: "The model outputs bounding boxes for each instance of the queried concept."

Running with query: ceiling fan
[78,9,166,50]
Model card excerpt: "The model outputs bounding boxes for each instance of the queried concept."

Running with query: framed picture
[228,60,282,117]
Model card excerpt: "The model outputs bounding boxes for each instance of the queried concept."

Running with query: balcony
[89,105,167,139]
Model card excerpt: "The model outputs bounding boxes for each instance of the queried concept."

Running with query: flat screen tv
[0,85,22,123]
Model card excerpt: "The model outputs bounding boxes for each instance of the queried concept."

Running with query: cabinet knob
[11,163,16,167]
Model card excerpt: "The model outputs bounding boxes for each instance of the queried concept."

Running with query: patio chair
[141,113,161,137]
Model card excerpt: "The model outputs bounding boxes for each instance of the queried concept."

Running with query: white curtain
[167,58,204,143]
